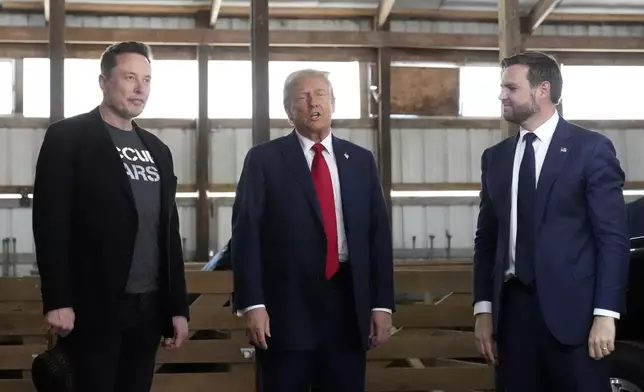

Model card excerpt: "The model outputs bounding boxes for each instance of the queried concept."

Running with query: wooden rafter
[3,26,644,53]
[4,1,644,24]
[524,0,564,33]
[209,0,223,27]
[377,0,397,28]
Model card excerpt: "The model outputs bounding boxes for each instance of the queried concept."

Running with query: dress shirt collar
[519,110,559,144]
[295,129,334,155]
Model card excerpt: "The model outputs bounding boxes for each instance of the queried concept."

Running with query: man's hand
[244,308,270,350]
[163,316,189,350]
[474,313,496,365]
[369,311,392,349]
[588,315,616,359]
[45,307,75,337]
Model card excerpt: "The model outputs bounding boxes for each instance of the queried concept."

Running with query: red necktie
[311,143,339,279]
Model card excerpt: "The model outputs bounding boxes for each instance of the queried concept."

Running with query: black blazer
[32,107,189,337]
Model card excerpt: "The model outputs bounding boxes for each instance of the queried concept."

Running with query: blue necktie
[515,132,537,285]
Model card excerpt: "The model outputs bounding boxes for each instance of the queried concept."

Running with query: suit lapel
[332,136,352,233]
[497,136,518,229]
[534,119,572,230]
[89,108,137,211]
[280,131,323,225]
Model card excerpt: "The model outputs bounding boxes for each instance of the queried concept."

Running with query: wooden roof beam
[523,0,563,33]
[377,0,397,28]
[209,0,223,27]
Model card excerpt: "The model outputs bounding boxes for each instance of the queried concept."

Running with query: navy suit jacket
[473,117,630,346]
[230,130,395,351]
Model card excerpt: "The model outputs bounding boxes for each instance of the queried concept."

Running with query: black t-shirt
[105,122,161,293]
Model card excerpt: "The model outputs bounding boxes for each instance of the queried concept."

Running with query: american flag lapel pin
[560,147,567,153]
[344,153,349,159]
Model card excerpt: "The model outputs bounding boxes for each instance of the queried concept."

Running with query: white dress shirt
[239,130,391,315]
[474,111,619,319]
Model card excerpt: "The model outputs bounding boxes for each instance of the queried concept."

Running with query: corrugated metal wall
[1,14,644,267]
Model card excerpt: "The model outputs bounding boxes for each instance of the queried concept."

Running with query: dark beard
[503,96,539,125]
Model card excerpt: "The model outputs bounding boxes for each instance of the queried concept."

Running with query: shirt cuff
[236,304,265,317]
[372,308,392,314]
[473,301,492,315]
[594,308,620,319]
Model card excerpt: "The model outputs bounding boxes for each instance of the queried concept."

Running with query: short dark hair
[501,51,562,105]
[100,41,152,76]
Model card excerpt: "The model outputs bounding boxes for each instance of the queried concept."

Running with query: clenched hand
[45,307,75,337]
[163,316,189,350]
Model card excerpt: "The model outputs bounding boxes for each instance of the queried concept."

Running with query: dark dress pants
[256,263,367,392]
[495,278,612,392]
[59,292,163,392]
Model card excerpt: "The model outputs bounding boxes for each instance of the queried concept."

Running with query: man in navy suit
[472,51,630,391]
[230,69,395,391]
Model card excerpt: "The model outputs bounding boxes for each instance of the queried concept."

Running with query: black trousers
[59,292,163,392]
[256,264,367,392]
[495,279,611,392]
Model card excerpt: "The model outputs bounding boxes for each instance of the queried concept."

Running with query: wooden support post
[498,0,522,138]
[195,45,210,262]
[195,12,211,262]
[251,0,270,145]
[13,59,23,116]
[48,0,65,123]
[376,20,392,224]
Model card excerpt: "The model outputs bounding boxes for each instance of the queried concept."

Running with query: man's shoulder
[482,133,515,159]
[563,119,614,150]
[44,111,95,141]
[333,135,374,161]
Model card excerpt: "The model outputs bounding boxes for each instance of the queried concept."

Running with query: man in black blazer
[231,69,395,392]
[32,41,189,392]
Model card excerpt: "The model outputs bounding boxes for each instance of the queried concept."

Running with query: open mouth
[311,111,321,120]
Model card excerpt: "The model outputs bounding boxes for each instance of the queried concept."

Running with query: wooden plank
[0,380,35,392]
[368,332,479,359]
[185,271,234,294]
[151,368,254,392]
[156,340,253,364]
[390,66,459,116]
[365,366,493,391]
[0,278,41,302]
[0,344,46,369]
[395,268,473,293]
[188,306,245,330]
[0,311,45,335]
[393,305,474,328]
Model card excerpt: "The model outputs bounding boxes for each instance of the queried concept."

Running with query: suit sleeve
[473,149,498,308]
[585,136,630,314]
[166,146,190,320]
[368,153,395,311]
[32,123,75,314]
[231,147,266,312]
